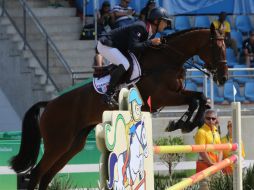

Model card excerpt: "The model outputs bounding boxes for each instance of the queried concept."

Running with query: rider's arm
[128,25,154,53]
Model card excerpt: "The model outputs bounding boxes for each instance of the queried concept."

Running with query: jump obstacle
[95,87,242,190]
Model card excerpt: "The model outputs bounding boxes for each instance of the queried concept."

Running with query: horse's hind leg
[28,147,68,190]
[38,129,89,190]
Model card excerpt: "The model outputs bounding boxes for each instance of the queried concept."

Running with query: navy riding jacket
[99,21,152,53]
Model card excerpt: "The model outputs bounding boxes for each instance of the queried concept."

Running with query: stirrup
[103,93,118,107]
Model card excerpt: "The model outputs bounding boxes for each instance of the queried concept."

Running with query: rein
[159,38,211,77]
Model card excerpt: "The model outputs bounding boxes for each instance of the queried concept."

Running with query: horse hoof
[165,121,179,132]
[181,122,197,133]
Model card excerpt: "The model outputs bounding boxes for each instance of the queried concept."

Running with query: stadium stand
[190,70,204,85]
[232,64,252,84]
[194,55,205,66]
[223,80,245,102]
[235,15,252,34]
[231,29,243,50]
[185,80,198,91]
[194,16,210,28]
[244,81,254,101]
[206,81,225,103]
[174,16,191,31]
[226,48,238,67]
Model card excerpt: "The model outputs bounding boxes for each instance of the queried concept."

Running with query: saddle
[93,52,142,94]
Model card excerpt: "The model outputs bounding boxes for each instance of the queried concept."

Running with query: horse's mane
[163,27,209,40]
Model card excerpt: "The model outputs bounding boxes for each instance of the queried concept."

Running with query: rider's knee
[121,61,130,71]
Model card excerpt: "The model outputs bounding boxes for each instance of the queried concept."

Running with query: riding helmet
[147,7,171,24]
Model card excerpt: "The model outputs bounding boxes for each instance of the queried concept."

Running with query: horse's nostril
[221,76,227,84]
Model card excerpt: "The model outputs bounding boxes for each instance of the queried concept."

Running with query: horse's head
[199,23,228,85]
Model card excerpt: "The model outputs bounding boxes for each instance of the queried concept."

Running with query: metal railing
[0,0,73,91]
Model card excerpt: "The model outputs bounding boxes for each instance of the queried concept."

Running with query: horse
[107,119,148,189]
[10,24,228,190]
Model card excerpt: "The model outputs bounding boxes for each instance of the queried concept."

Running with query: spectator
[212,12,238,56]
[221,120,245,174]
[97,1,112,36]
[242,30,254,67]
[111,0,136,29]
[139,0,156,22]
[195,109,222,190]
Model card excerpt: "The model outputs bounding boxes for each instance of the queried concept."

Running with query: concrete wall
[0,89,21,131]
[0,25,51,127]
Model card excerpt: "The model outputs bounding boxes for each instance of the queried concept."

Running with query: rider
[96,7,171,105]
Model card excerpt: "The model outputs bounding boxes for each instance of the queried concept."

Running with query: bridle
[157,30,227,78]
[208,34,227,78]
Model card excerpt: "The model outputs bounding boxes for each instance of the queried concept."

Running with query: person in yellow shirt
[221,120,245,174]
[212,11,238,56]
[195,109,222,190]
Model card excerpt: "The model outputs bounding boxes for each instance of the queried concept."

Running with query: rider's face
[157,20,168,32]
[204,113,217,127]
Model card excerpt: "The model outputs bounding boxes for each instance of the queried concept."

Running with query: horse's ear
[210,23,216,34]
[210,23,215,32]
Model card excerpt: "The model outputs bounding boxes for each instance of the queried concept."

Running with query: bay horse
[10,24,227,190]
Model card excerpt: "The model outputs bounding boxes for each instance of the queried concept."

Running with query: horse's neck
[171,30,210,59]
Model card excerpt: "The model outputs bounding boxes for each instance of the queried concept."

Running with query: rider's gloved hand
[151,38,161,46]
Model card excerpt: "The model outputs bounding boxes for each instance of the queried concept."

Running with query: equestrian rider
[96,7,171,105]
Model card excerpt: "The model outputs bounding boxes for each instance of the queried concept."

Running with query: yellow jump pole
[153,143,238,154]
[166,155,238,190]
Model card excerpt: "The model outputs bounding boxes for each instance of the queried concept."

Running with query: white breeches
[97,41,130,70]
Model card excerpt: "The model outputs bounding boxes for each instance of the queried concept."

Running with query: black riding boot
[104,64,126,105]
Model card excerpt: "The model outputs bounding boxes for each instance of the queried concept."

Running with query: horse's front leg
[165,92,198,132]
[180,91,209,133]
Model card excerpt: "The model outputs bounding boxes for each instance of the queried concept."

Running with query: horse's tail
[107,152,118,189]
[10,101,48,173]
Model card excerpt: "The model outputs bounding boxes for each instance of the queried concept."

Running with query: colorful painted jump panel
[96,88,154,190]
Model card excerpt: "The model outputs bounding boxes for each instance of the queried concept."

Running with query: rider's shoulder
[131,20,147,29]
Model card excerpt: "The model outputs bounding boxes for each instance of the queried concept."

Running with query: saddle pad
[93,52,141,94]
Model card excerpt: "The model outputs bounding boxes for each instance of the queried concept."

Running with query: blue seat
[244,81,254,102]
[231,30,243,50]
[183,61,192,69]
[206,81,224,103]
[190,71,204,85]
[226,48,238,68]
[174,16,191,31]
[232,65,251,84]
[223,80,245,102]
[194,55,205,66]
[185,80,198,91]
[194,16,210,28]
[235,15,252,34]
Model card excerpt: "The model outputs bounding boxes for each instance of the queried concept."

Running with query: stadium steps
[0,21,54,118]
[3,0,95,92]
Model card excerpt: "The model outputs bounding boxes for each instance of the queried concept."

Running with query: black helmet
[147,7,171,24]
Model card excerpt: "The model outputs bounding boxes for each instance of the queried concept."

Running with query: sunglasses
[205,117,216,121]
